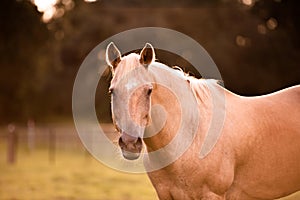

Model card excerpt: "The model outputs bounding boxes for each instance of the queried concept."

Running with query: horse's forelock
[112,53,141,83]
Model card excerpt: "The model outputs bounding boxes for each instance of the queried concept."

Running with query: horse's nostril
[118,136,143,150]
[137,137,142,143]
[136,137,143,149]
[118,137,125,148]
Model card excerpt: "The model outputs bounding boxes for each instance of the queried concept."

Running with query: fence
[0,122,116,165]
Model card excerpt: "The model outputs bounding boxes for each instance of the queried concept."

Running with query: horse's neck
[144,63,206,158]
[143,63,228,165]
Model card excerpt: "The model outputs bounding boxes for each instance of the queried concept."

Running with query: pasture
[0,123,299,200]
[0,123,157,200]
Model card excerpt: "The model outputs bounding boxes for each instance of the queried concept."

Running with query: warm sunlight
[32,0,58,22]
[33,0,57,12]
[241,0,254,6]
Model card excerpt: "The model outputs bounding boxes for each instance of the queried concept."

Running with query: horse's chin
[122,150,141,160]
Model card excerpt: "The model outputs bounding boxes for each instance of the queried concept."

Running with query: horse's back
[286,85,300,104]
[268,85,300,124]
[250,85,300,125]
[269,84,300,103]
[270,84,300,115]
[230,85,300,199]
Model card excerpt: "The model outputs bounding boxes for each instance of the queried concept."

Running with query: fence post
[49,128,56,164]
[27,119,35,152]
[7,123,17,164]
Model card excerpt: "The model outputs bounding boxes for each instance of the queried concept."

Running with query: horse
[105,42,300,200]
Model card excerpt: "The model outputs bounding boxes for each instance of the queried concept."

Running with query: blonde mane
[171,65,221,106]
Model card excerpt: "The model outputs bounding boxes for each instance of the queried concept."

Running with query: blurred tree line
[0,0,299,123]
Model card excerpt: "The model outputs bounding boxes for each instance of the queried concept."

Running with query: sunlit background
[0,0,300,199]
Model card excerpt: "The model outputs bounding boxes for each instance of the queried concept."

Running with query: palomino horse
[106,42,300,200]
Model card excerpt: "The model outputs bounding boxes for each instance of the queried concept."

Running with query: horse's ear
[106,42,121,72]
[140,43,155,66]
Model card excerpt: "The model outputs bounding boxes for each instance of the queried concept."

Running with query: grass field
[0,126,299,200]
[0,143,158,200]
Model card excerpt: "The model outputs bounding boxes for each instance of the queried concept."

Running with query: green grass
[0,143,157,200]
[0,142,299,200]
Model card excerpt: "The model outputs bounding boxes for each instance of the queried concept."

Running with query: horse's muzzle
[118,132,143,160]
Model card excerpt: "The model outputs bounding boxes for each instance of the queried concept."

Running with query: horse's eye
[147,88,152,95]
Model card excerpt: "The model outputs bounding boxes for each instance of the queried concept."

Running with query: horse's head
[106,42,155,160]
